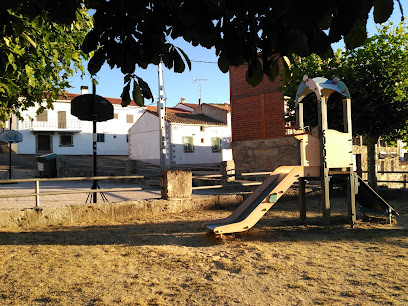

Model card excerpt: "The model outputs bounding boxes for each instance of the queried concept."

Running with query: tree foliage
[80,0,400,105]
[0,0,402,108]
[283,22,408,189]
[0,4,92,122]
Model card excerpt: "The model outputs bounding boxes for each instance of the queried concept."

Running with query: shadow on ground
[0,211,406,248]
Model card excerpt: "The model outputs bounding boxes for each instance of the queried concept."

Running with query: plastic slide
[203,165,319,235]
[356,175,399,217]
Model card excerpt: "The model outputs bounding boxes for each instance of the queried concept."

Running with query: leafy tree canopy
[1,0,402,107]
[0,4,92,122]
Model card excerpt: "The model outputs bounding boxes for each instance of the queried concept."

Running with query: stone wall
[0,194,243,229]
[353,145,408,189]
[232,137,299,172]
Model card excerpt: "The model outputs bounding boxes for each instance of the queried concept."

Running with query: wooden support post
[347,172,357,227]
[296,102,306,221]
[343,98,356,227]
[318,96,330,228]
[299,177,306,221]
[35,180,40,207]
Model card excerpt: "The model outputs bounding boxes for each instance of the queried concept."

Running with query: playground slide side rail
[204,166,320,234]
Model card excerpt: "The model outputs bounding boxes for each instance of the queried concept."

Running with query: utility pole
[92,83,97,203]
[158,62,166,170]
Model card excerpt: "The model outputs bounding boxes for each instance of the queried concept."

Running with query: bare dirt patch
[0,190,407,305]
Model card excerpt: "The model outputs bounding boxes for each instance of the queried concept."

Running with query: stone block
[161,170,192,199]
[220,160,235,183]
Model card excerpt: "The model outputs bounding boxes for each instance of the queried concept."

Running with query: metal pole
[8,117,12,179]
[92,83,97,203]
[158,62,166,171]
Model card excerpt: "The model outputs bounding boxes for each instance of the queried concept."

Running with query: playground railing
[191,170,273,190]
[0,175,162,207]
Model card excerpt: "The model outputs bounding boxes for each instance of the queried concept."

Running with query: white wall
[128,112,162,164]
[169,124,232,165]
[15,101,144,155]
[129,114,232,165]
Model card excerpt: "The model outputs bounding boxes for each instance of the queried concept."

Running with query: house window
[183,136,194,153]
[212,137,221,152]
[114,113,118,119]
[59,133,73,147]
[58,111,67,129]
[36,110,48,122]
[200,126,205,132]
[97,133,105,142]
[126,114,134,123]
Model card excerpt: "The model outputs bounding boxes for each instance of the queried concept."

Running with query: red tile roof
[146,106,191,114]
[207,103,230,112]
[55,92,139,106]
[179,102,200,109]
[145,108,226,126]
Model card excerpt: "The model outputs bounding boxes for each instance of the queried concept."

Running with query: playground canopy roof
[295,76,350,108]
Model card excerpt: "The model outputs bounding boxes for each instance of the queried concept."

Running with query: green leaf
[121,82,131,106]
[246,58,263,87]
[136,77,153,100]
[173,48,185,73]
[124,74,132,84]
[373,0,394,23]
[88,48,105,75]
[217,52,229,73]
[176,47,191,70]
[344,18,367,49]
[132,80,145,107]
[22,33,37,48]
[81,30,99,54]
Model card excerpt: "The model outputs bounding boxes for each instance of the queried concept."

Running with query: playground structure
[204,76,398,235]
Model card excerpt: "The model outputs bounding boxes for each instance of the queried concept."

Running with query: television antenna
[193,76,207,105]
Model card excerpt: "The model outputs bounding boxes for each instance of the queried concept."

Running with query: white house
[128,103,232,165]
[2,86,144,155]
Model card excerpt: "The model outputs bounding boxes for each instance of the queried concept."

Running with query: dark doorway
[37,135,52,153]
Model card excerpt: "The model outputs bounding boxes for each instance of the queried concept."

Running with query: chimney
[80,86,89,95]
[180,98,185,103]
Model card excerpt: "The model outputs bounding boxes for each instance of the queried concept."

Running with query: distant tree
[342,22,408,189]
[284,22,408,190]
[1,0,402,107]
[0,5,92,122]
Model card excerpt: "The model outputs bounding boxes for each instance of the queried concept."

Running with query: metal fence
[3,169,404,209]
[0,175,160,207]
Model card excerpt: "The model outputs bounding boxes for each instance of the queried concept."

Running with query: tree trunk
[366,134,379,191]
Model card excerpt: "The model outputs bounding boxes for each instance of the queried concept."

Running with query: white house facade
[3,87,144,155]
[128,103,232,165]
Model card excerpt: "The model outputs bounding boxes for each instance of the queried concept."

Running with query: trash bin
[36,153,57,178]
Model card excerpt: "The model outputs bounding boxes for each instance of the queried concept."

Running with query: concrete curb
[0,195,243,229]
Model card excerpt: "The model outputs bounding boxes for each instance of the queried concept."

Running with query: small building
[2,86,144,155]
[229,64,298,171]
[128,103,232,166]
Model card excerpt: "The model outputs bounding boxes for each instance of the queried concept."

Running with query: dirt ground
[0,189,407,305]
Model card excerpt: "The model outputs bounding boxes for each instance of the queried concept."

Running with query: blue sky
[68,5,406,108]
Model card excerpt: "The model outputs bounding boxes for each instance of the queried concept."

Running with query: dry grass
[0,189,407,305]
